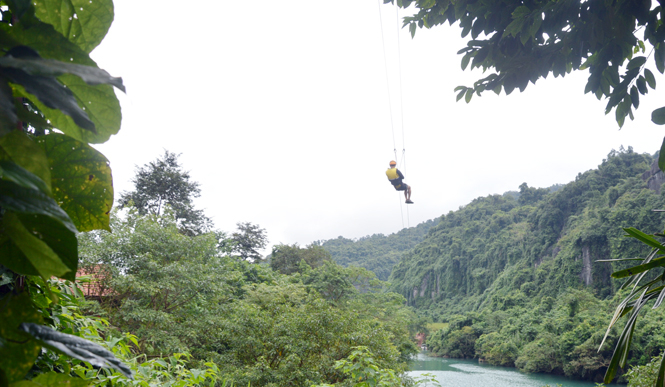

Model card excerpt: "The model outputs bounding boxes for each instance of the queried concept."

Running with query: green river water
[408,353,626,387]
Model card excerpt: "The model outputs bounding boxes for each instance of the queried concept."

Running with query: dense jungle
[5,0,665,386]
[324,147,665,385]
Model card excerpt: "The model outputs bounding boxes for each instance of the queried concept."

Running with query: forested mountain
[317,148,665,383]
[389,147,663,313]
[384,147,665,383]
[319,219,440,280]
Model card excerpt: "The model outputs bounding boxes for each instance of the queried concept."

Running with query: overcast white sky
[89,0,665,250]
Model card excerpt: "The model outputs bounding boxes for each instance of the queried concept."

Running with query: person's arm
[397,169,404,179]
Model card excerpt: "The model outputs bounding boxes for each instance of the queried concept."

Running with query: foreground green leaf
[0,212,71,278]
[0,161,50,194]
[17,213,78,281]
[0,77,16,133]
[6,0,34,22]
[612,257,665,279]
[0,292,43,384]
[0,131,51,190]
[5,67,95,131]
[19,323,133,378]
[2,22,121,143]
[33,0,114,53]
[37,133,113,232]
[0,55,124,91]
[0,178,77,234]
[624,227,665,251]
[11,371,91,387]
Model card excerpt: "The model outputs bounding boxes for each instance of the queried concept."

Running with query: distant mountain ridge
[318,219,440,281]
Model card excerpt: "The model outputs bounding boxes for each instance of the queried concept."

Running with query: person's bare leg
[407,185,412,201]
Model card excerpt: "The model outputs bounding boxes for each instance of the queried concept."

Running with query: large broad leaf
[14,99,52,132]
[0,46,125,135]
[0,131,51,191]
[0,292,43,384]
[2,22,121,143]
[19,323,133,379]
[6,69,95,131]
[0,233,38,276]
[0,161,50,194]
[5,0,34,21]
[0,54,124,91]
[37,133,113,232]
[10,213,78,280]
[33,0,114,54]
[0,77,17,134]
[0,212,72,279]
[10,372,91,387]
[0,177,77,233]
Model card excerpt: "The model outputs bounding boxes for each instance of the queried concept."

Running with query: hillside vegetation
[390,147,661,315]
[320,148,665,383]
[319,219,439,280]
[391,148,665,382]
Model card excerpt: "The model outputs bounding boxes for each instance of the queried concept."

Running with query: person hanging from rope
[386,160,413,204]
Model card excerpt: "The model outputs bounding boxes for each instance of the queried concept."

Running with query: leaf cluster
[0,0,126,384]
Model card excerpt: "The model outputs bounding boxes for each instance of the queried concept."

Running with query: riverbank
[408,353,626,387]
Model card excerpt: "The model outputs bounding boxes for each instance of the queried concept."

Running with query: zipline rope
[394,4,410,228]
[378,0,409,229]
[376,0,399,164]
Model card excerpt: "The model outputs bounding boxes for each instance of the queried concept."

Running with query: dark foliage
[231,222,268,262]
[119,150,211,236]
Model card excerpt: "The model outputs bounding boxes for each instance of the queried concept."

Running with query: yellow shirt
[386,167,399,181]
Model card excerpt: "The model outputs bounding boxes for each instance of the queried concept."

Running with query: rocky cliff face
[579,246,592,286]
[642,159,665,194]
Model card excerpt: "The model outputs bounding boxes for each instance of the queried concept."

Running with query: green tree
[231,221,268,261]
[518,183,549,206]
[119,150,211,236]
[80,208,420,386]
[270,243,332,274]
[78,210,242,358]
[217,281,413,386]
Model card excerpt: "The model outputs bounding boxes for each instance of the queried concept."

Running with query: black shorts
[394,183,408,191]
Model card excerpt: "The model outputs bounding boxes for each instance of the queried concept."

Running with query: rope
[395,4,406,162]
[401,150,410,228]
[397,189,405,229]
[395,4,410,228]
[377,0,398,162]
[378,0,411,229]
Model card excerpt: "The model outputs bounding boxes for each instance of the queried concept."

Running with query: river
[408,353,626,387]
